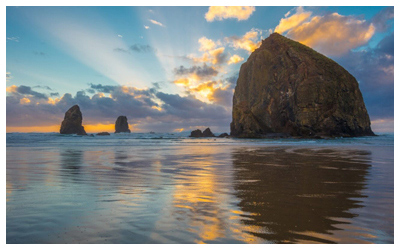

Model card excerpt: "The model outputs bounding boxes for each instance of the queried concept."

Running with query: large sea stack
[60,105,87,135]
[231,33,374,138]
[115,116,131,133]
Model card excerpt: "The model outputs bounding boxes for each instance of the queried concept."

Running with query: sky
[6,6,394,133]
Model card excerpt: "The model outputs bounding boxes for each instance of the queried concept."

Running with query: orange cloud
[274,7,312,34]
[205,6,255,22]
[198,37,217,51]
[228,54,244,64]
[174,78,191,86]
[226,29,262,53]
[20,97,31,104]
[190,47,226,65]
[6,85,17,93]
[275,8,376,56]
[149,19,165,27]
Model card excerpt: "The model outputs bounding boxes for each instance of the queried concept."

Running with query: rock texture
[60,105,87,135]
[115,116,131,133]
[189,128,215,137]
[231,33,374,138]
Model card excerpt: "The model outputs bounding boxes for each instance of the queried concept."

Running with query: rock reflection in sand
[232,147,371,243]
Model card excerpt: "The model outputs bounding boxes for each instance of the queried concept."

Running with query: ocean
[6,132,394,243]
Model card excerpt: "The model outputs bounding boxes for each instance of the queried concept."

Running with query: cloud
[173,64,218,79]
[7,85,48,99]
[149,19,165,27]
[274,7,312,34]
[7,84,231,132]
[335,33,393,121]
[275,8,378,56]
[113,48,130,53]
[198,37,217,51]
[371,7,394,32]
[144,25,150,29]
[87,83,118,93]
[227,54,244,64]
[205,6,255,22]
[225,29,263,53]
[7,37,19,42]
[130,44,156,53]
[6,72,11,81]
[114,44,156,54]
[189,38,228,65]
[33,85,53,91]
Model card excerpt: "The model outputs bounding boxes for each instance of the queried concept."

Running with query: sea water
[6,132,394,243]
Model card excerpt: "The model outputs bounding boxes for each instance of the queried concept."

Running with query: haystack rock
[115,116,131,133]
[60,105,87,135]
[231,33,374,138]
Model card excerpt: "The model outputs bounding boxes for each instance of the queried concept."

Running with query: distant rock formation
[115,116,131,133]
[96,132,110,136]
[218,133,229,138]
[231,33,374,138]
[190,129,203,137]
[189,128,215,137]
[60,105,87,135]
[202,128,215,137]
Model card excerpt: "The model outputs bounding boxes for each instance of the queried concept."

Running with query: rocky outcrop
[189,128,215,137]
[202,128,215,137]
[190,129,203,137]
[96,132,110,136]
[231,33,374,138]
[218,133,229,138]
[115,116,131,133]
[60,105,87,135]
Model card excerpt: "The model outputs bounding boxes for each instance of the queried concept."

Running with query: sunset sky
[6,6,394,133]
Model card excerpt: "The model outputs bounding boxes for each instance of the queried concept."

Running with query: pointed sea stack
[115,116,131,133]
[231,33,374,138]
[60,105,87,135]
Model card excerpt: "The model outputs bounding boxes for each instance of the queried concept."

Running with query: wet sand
[6,142,394,243]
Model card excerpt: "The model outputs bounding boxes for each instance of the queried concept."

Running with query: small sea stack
[189,128,215,137]
[218,133,229,138]
[115,116,131,133]
[60,105,87,135]
[96,132,110,136]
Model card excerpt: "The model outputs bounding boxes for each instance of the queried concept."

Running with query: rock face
[60,105,87,135]
[115,116,131,133]
[231,33,374,138]
[189,128,215,137]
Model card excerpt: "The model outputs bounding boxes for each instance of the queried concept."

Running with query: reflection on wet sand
[6,143,393,243]
[232,147,371,243]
